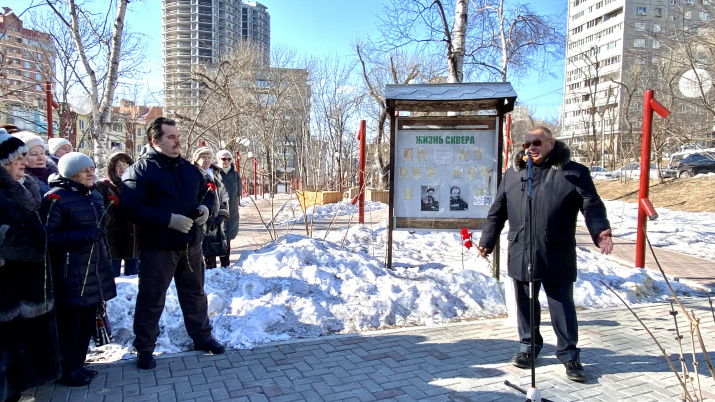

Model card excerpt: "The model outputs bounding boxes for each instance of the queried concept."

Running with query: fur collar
[513,140,572,171]
[0,166,41,211]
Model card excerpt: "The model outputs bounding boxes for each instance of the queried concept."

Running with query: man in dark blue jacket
[478,126,613,382]
[121,117,225,370]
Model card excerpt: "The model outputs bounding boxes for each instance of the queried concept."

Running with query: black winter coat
[120,146,216,250]
[218,164,241,240]
[95,153,138,260]
[478,141,610,283]
[42,176,117,308]
[0,167,61,400]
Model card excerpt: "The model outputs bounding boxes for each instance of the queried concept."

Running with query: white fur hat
[12,131,46,152]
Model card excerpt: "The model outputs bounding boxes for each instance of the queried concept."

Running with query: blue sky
[11,0,566,121]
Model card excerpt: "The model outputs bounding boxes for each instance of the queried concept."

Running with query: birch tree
[45,0,144,171]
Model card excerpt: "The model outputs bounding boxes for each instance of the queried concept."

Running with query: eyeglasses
[522,139,550,149]
[220,158,232,161]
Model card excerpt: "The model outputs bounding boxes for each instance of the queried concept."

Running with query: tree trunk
[448,0,468,83]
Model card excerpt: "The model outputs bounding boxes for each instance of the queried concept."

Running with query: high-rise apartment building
[0,8,56,133]
[162,0,270,114]
[561,0,715,165]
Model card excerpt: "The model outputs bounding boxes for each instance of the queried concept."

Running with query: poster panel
[393,117,499,230]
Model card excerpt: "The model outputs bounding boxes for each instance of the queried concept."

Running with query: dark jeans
[515,280,579,363]
[133,243,212,353]
[204,239,231,269]
[55,304,97,375]
[112,258,139,277]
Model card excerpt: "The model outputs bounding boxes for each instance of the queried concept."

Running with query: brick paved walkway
[28,196,715,401]
[31,298,715,401]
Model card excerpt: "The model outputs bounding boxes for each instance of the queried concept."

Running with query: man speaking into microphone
[477,126,613,382]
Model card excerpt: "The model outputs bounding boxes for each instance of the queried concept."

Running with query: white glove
[168,214,193,233]
[194,205,209,225]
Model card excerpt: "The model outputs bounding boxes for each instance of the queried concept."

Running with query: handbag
[202,225,228,258]
[93,302,113,347]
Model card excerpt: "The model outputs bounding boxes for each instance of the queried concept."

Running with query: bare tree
[355,41,442,188]
[45,0,145,171]
[377,0,564,83]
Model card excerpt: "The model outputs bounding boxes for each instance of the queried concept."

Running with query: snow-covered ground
[95,194,714,363]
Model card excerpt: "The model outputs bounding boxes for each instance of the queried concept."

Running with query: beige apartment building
[162,0,270,115]
[561,0,715,166]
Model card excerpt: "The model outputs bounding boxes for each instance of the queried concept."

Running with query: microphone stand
[505,152,552,402]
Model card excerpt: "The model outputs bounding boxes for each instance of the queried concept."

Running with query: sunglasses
[220,158,232,161]
[522,139,550,149]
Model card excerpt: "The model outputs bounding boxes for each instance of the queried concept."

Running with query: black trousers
[515,280,579,363]
[55,304,97,375]
[133,243,212,352]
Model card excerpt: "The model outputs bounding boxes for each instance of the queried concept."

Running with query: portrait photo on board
[449,185,469,211]
[420,185,440,212]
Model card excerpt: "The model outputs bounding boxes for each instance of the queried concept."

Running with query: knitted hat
[58,152,95,178]
[12,131,46,152]
[48,137,72,155]
[0,128,28,165]
[192,146,213,163]
[216,150,232,161]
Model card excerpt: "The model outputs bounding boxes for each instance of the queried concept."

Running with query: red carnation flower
[207,183,216,191]
[460,227,469,236]
[47,193,61,202]
[108,195,120,205]
[464,239,473,249]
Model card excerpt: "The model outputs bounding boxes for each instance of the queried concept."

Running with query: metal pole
[636,90,670,268]
[504,113,511,172]
[261,168,265,199]
[358,120,366,224]
[46,81,53,139]
[636,90,654,269]
[254,158,258,199]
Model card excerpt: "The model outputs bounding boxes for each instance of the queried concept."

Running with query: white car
[589,166,612,180]
[610,162,660,180]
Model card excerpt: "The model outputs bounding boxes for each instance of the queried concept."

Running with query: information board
[392,116,499,230]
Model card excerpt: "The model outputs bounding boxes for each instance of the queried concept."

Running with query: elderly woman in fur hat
[0,129,61,402]
[95,152,139,276]
[41,152,117,387]
[12,131,58,195]
[192,146,230,268]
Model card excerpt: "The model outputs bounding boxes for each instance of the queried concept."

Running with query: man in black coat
[121,117,225,370]
[478,126,613,382]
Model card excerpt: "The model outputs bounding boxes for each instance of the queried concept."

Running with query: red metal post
[358,120,366,224]
[46,81,53,139]
[504,114,512,172]
[261,168,265,199]
[253,158,258,199]
[636,90,670,268]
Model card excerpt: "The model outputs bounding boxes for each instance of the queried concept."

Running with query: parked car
[589,166,612,179]
[611,162,660,180]
[677,152,715,178]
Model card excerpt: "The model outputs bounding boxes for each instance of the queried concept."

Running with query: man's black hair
[146,117,176,143]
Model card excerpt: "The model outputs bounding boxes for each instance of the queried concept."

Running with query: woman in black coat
[95,152,138,276]
[0,131,61,402]
[216,150,241,267]
[42,152,117,387]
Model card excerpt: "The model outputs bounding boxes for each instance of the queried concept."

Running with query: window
[35,84,41,91]
[637,6,647,15]
[653,40,661,49]
[79,120,86,130]
[653,24,661,33]
[635,22,646,31]
[685,10,692,19]
[113,123,122,132]
[634,39,646,47]
[23,61,29,68]
[655,7,663,17]
[700,11,710,20]
[670,0,677,4]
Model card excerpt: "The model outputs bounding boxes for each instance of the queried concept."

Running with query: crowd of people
[0,117,242,401]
